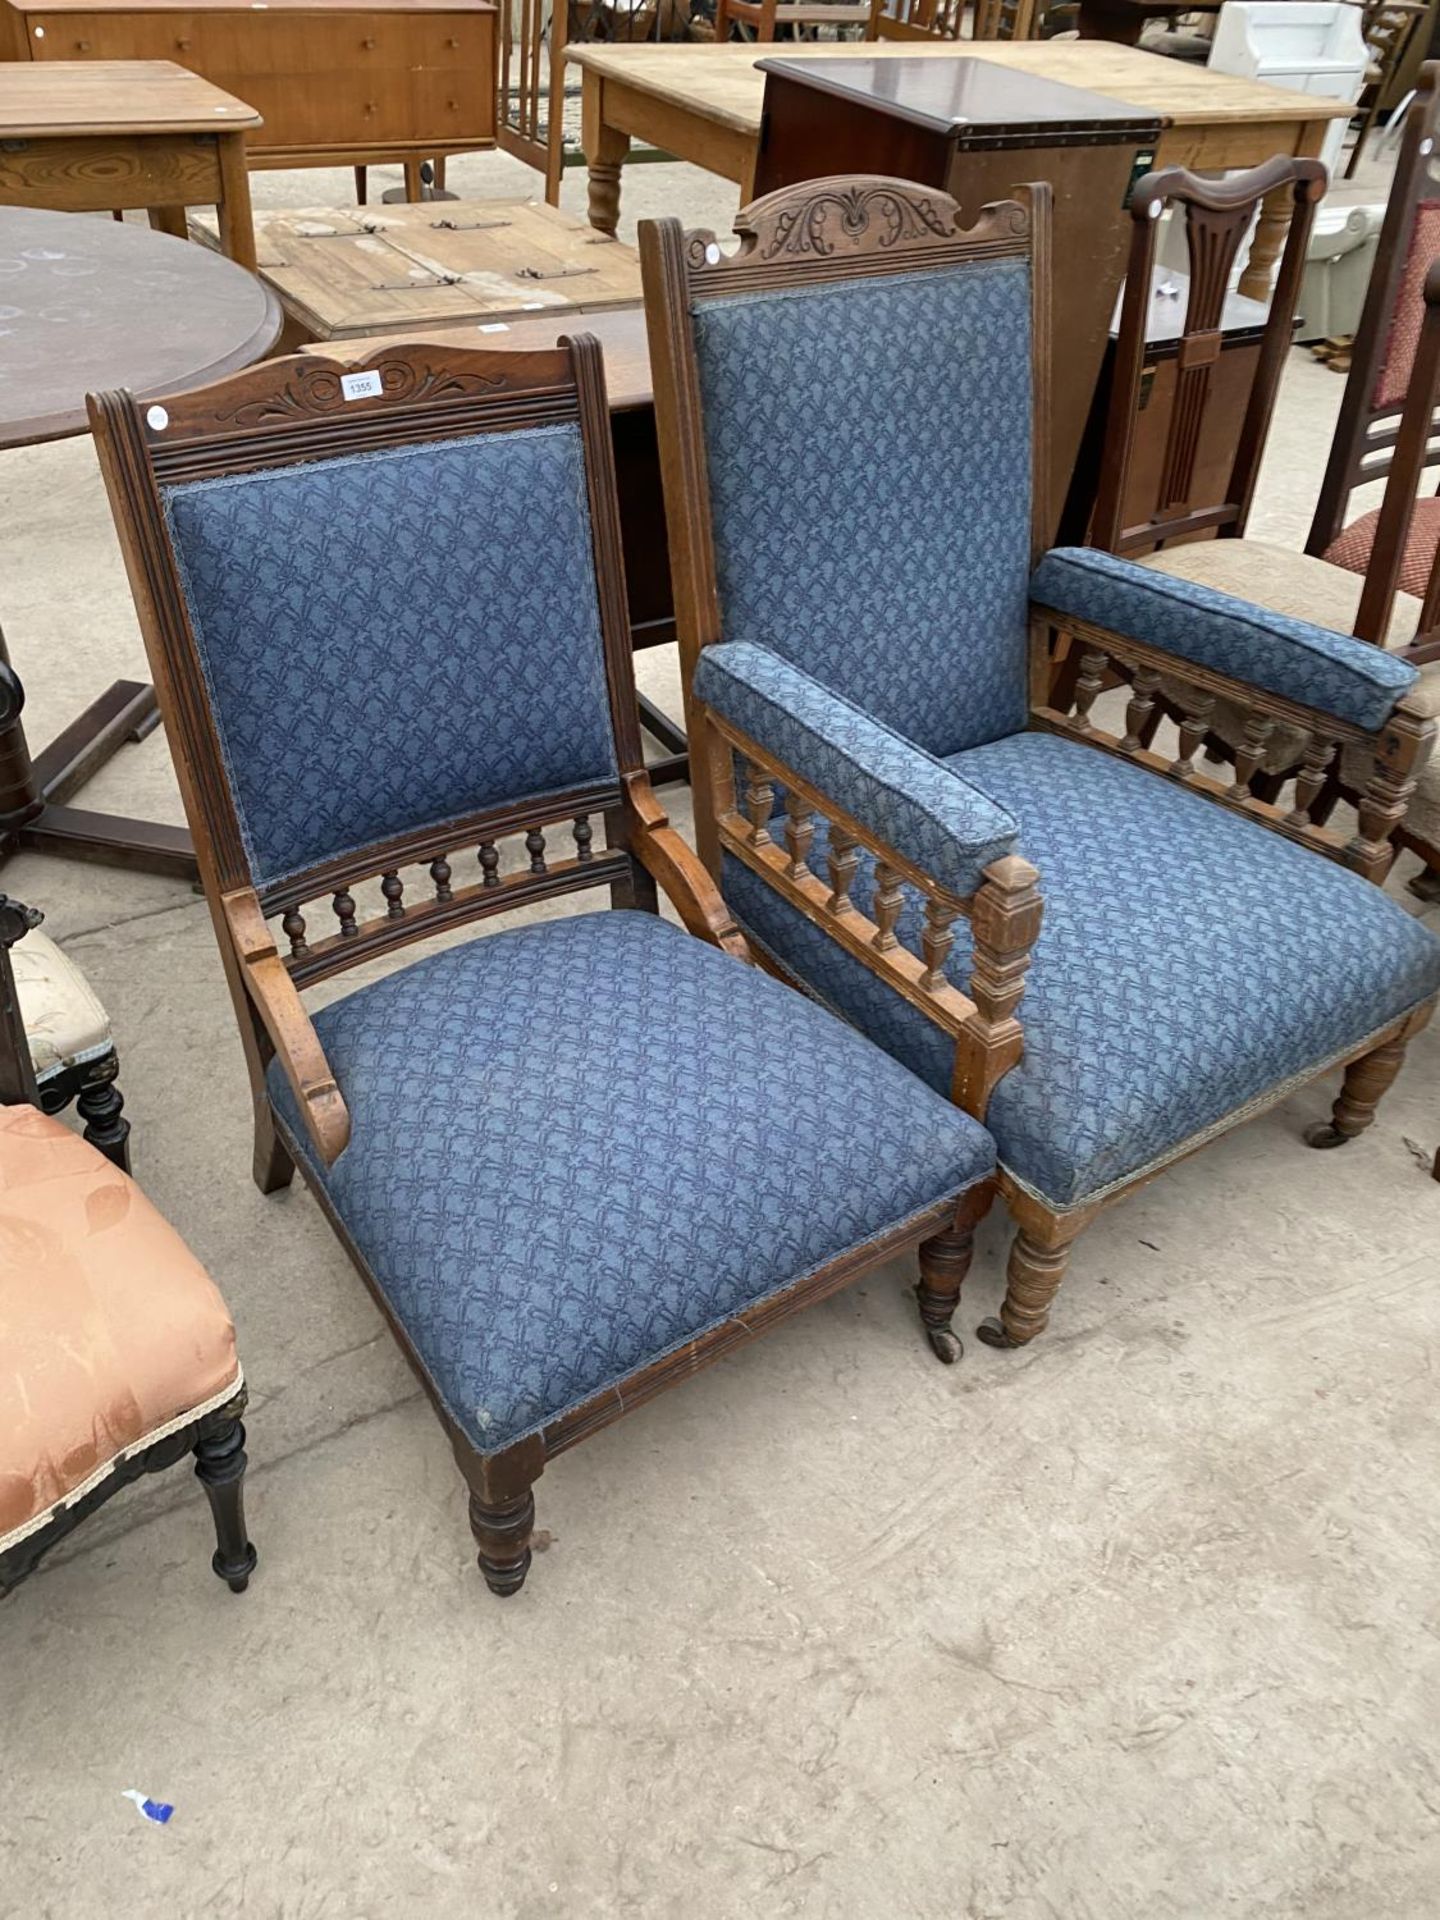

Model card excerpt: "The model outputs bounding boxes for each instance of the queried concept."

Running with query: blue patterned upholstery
[695,640,1018,894]
[724,733,1440,1208]
[691,261,1032,759]
[1032,547,1419,731]
[266,911,995,1453]
[162,427,617,888]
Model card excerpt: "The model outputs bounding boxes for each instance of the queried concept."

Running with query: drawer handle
[361,35,375,47]
[175,36,191,49]
[76,38,90,49]
[446,35,459,47]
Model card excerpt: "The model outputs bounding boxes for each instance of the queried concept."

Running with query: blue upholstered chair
[640,175,1440,1353]
[86,337,997,1597]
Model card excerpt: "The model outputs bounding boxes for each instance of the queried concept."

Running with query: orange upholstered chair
[0,1103,254,1598]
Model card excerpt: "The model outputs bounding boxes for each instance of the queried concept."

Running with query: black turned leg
[194,1416,257,1594]
[469,1488,536,1597]
[78,1074,131,1174]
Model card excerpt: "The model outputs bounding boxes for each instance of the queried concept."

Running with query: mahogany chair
[714,0,883,40]
[1312,64,1440,585]
[0,903,254,1600]
[642,173,1440,1352]
[1325,260,1440,900]
[87,337,998,1597]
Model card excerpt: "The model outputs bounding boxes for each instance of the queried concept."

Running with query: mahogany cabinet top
[757,54,1163,142]
[0,58,260,133]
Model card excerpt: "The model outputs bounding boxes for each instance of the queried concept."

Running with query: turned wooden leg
[581,85,629,237]
[1305,1030,1414,1148]
[977,1221,1085,1350]
[194,1414,257,1594]
[1238,177,1294,302]
[253,1102,295,1195]
[469,1488,536,1598]
[78,1073,130,1175]
[914,1184,991,1365]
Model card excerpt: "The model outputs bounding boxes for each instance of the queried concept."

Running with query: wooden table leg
[1239,119,1325,301]
[215,131,258,272]
[403,157,426,201]
[582,73,629,237]
[147,205,188,243]
[0,620,195,879]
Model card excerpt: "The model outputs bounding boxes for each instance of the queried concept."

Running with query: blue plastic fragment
[122,1789,174,1825]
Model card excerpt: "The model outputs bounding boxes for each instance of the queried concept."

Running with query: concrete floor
[2,141,1439,1920]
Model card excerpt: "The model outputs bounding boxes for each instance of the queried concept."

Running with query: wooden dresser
[0,0,496,176]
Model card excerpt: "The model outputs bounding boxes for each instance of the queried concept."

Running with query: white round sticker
[704,242,721,265]
[146,405,169,432]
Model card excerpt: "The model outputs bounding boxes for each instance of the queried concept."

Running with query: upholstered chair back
[160,423,618,890]
[687,251,1034,760]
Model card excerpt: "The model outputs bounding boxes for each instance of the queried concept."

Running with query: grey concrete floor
[2,143,1439,1920]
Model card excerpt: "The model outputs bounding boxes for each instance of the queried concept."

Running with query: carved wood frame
[89,335,996,1596]
[642,175,1053,1125]
[643,172,1438,1335]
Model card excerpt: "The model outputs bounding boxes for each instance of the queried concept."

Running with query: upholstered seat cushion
[724,733,1440,1210]
[266,911,995,1456]
[1128,539,1423,776]
[0,1107,241,1553]
[12,929,114,1085]
[1140,538,1423,648]
[1323,496,1440,599]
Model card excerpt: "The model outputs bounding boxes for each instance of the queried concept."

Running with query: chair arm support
[222,892,351,1168]
[1032,547,1420,732]
[693,641,1019,896]
[624,775,752,960]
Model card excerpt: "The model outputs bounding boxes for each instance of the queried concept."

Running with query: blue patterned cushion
[691,261,1032,760]
[695,640,1018,894]
[162,427,618,888]
[723,732,1440,1208]
[1032,547,1419,731]
[266,911,994,1453]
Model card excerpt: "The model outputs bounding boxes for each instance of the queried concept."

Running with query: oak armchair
[88,337,997,1597]
[641,175,1440,1351]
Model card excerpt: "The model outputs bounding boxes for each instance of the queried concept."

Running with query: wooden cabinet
[753,54,1162,535]
[3,0,497,168]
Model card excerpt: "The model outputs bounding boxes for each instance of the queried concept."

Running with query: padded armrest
[1031,547,1419,732]
[694,640,1018,896]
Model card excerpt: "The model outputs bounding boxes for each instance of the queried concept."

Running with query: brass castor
[976,1315,1020,1350]
[926,1325,963,1365]
[1303,1120,1353,1149]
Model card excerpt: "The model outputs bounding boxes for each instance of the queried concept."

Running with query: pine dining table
[562,38,1350,301]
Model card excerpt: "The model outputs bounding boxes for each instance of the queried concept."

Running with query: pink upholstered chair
[0,1014,254,1599]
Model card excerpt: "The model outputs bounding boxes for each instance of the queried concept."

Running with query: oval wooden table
[0,205,281,876]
